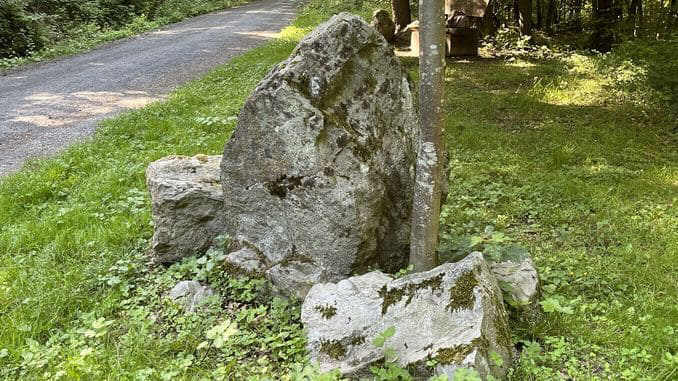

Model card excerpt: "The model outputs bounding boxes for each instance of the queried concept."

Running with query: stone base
[146,155,224,263]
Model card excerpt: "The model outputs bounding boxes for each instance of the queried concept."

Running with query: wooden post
[409,0,446,272]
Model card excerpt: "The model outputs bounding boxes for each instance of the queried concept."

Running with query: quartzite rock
[147,155,224,263]
[221,13,419,298]
[301,252,512,379]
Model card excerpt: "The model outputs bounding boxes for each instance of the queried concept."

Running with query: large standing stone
[147,155,224,263]
[221,13,419,298]
[301,252,513,379]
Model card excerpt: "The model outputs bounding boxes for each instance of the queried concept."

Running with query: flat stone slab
[301,252,512,379]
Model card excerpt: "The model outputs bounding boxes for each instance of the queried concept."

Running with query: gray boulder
[221,13,419,298]
[146,155,224,263]
[168,281,216,313]
[301,252,512,379]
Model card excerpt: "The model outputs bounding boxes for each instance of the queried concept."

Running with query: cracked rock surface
[221,13,419,298]
[301,252,513,379]
[147,155,224,263]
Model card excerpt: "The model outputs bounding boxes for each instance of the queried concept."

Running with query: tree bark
[591,0,616,51]
[514,0,533,34]
[392,0,412,34]
[572,0,583,31]
[546,0,557,32]
[629,0,642,16]
[410,0,446,272]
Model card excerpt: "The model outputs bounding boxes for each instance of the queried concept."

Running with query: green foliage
[0,0,51,58]
[371,326,396,348]
[369,326,413,380]
[0,0,248,66]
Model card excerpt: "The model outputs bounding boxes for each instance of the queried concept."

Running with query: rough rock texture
[221,13,419,298]
[147,155,224,263]
[224,248,266,276]
[490,255,539,308]
[301,252,512,379]
[168,281,216,313]
[486,247,541,323]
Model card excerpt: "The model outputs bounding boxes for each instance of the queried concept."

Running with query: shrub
[0,0,52,58]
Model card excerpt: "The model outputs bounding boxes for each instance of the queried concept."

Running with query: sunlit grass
[437,49,677,379]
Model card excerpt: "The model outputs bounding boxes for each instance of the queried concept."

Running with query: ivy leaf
[372,326,396,348]
[539,297,574,314]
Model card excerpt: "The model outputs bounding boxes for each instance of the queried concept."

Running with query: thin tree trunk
[392,0,412,34]
[572,0,583,31]
[546,0,557,32]
[592,0,616,51]
[628,0,642,36]
[537,0,544,29]
[514,0,533,34]
[410,0,445,272]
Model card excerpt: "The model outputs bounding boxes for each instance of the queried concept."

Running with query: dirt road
[0,0,300,176]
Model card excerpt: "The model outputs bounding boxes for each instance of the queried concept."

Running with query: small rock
[146,155,224,263]
[301,252,512,379]
[168,281,216,313]
[224,248,266,276]
[486,247,540,309]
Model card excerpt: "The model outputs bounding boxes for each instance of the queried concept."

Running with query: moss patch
[314,304,337,319]
[435,337,488,365]
[319,339,346,360]
[350,335,366,345]
[446,271,478,312]
[379,273,445,315]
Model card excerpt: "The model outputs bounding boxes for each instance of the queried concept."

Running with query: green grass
[435,51,677,379]
[0,0,676,379]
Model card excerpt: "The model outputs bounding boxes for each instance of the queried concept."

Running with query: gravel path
[0,0,301,177]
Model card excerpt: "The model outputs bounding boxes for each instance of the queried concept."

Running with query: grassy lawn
[0,0,676,379]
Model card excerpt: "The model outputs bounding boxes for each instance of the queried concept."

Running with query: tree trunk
[513,0,532,34]
[410,0,446,272]
[572,0,583,31]
[537,0,544,29]
[628,0,642,36]
[591,0,616,51]
[546,0,557,32]
[480,1,499,36]
[629,0,642,15]
[392,0,412,34]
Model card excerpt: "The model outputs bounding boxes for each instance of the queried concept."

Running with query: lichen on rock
[220,13,420,298]
[301,253,512,379]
